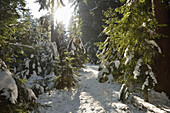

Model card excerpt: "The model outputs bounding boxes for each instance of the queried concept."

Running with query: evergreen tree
[39,13,51,40]
[0,0,27,63]
[67,14,88,68]
[0,1,42,111]
[97,0,164,101]
[36,0,80,90]
[72,0,120,63]
[53,13,88,89]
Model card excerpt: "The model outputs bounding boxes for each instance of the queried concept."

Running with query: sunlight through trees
[0,0,169,112]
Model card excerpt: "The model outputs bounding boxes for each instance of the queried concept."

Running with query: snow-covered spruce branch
[4,42,35,50]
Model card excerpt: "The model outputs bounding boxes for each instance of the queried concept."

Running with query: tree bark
[51,0,60,50]
[152,0,170,97]
[51,0,55,42]
[51,0,54,42]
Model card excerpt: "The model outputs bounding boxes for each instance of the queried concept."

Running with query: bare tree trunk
[51,0,55,42]
[51,0,60,50]
[152,0,170,97]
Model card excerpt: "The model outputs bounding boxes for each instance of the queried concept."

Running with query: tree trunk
[152,0,170,97]
[51,0,55,42]
[51,0,60,50]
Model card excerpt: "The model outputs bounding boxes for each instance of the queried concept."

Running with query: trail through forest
[37,64,169,113]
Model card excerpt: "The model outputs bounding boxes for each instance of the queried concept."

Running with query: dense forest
[0,0,170,112]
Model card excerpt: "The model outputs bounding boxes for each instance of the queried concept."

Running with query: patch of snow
[37,64,159,113]
[142,22,146,27]
[71,42,76,50]
[27,72,42,83]
[32,71,38,78]
[0,70,18,104]
[147,64,157,85]
[10,42,35,49]
[115,60,120,69]
[90,6,98,12]
[126,0,134,6]
[133,58,142,79]
[146,40,162,53]
[27,88,37,101]
[30,54,34,58]
[35,84,44,94]
[26,75,43,88]
[124,46,133,65]
[0,59,7,69]
[125,55,131,65]
[70,50,75,55]
[87,46,91,53]
[38,66,42,73]
[100,55,105,67]
[124,45,129,58]
[32,63,35,69]
[107,74,114,83]
[44,74,56,89]
[149,90,170,112]
[132,95,167,113]
[149,71,157,86]
[142,76,149,90]
[98,66,109,78]
[25,58,31,68]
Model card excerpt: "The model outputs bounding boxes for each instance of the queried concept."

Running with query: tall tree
[97,0,170,101]
[67,14,88,68]
[0,1,41,112]
[151,0,170,96]
[0,0,27,62]
[72,0,120,63]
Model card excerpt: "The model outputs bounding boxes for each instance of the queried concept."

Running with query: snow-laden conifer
[97,1,162,101]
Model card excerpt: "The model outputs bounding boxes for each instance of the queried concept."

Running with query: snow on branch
[0,69,18,104]
[146,40,162,53]
[133,58,142,79]
[8,42,35,49]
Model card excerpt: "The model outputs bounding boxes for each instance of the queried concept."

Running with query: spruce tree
[67,15,88,68]
[97,0,162,101]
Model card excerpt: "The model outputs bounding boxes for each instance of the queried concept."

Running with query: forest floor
[37,64,170,113]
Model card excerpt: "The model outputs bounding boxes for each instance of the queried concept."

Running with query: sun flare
[54,2,74,28]
[26,0,73,29]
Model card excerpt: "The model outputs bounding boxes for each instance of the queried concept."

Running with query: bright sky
[26,0,74,29]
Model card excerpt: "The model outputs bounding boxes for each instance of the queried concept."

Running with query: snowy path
[37,64,165,113]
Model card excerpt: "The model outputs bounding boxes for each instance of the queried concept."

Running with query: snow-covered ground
[37,64,170,113]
